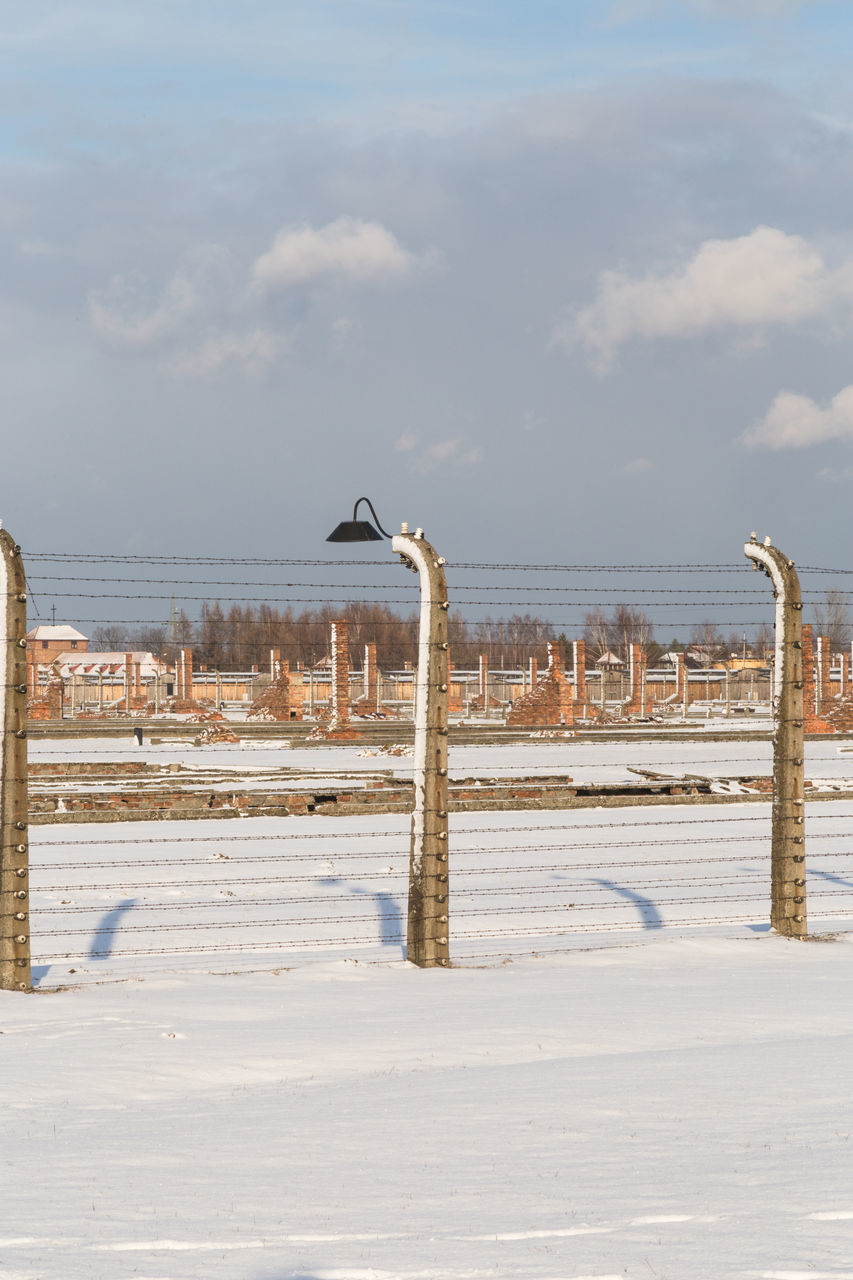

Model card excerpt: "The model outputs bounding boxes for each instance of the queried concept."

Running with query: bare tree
[584,606,654,661]
[583,608,610,660]
[91,625,129,651]
[690,620,726,664]
[813,589,852,652]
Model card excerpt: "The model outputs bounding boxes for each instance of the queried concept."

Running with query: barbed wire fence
[27,806,853,986]
[6,539,853,988]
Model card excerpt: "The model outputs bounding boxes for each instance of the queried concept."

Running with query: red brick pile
[194,724,240,746]
[27,670,64,721]
[507,644,574,727]
[248,662,296,722]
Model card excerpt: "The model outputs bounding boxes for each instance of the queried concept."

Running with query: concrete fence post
[392,524,449,968]
[744,534,807,938]
[0,527,30,991]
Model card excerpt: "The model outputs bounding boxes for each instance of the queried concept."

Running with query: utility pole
[745,534,807,938]
[392,524,450,967]
[0,527,30,990]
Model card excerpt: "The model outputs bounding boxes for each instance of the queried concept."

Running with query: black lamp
[326,496,392,543]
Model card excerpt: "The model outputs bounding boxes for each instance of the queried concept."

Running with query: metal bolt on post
[744,534,807,938]
[0,526,30,990]
[392,524,450,967]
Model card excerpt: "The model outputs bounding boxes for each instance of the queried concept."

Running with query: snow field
[5,735,853,1279]
[4,940,853,1279]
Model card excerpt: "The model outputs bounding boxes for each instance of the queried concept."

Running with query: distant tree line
[89,594,848,671]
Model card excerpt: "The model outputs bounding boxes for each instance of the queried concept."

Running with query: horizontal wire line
[31,812,785,847]
[28,576,839,596]
[32,872,795,910]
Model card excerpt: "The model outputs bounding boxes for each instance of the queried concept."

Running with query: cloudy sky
[3,0,853,569]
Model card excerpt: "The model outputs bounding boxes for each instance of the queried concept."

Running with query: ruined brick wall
[506,642,574,726]
[248,659,297,721]
[167,648,197,713]
[330,621,349,723]
[624,643,647,716]
[117,651,147,711]
[816,635,832,713]
[172,648,194,706]
[352,643,381,715]
[290,663,305,719]
[572,641,586,714]
[27,667,63,721]
[316,619,358,739]
[802,625,834,733]
[363,644,378,712]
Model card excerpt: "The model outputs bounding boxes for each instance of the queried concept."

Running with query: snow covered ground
[5,938,853,1279]
[5,738,853,1279]
[27,732,853,789]
[24,803,853,985]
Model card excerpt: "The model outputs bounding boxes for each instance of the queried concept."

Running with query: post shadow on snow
[589,878,664,930]
[808,867,853,890]
[88,898,138,959]
[319,877,404,956]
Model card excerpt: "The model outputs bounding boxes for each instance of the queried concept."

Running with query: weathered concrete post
[392,523,450,968]
[0,527,30,991]
[744,534,807,938]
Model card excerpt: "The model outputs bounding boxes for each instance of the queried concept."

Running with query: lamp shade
[326,497,391,542]
[326,519,383,543]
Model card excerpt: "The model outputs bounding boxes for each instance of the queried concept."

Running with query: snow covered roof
[595,650,624,667]
[26,624,87,642]
[54,650,168,677]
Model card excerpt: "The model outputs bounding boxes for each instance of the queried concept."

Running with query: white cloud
[89,270,199,349]
[170,329,286,378]
[251,217,414,293]
[622,457,653,474]
[567,226,840,370]
[394,432,418,452]
[742,385,853,449]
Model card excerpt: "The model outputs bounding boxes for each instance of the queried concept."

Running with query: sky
[3,0,853,570]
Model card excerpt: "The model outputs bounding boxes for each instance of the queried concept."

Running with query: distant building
[595,650,624,670]
[26,625,88,665]
[53,651,168,680]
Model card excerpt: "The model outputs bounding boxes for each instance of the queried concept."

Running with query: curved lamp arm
[352,497,392,539]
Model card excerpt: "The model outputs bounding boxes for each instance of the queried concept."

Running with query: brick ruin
[24,614,853,733]
[352,643,382,716]
[802,625,835,734]
[112,651,147,713]
[27,661,63,721]
[571,642,586,717]
[506,642,574,727]
[247,649,304,722]
[469,653,501,712]
[313,620,359,740]
[623,644,647,717]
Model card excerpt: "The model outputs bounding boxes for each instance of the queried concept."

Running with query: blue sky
[4,2,847,140]
[3,0,853,573]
